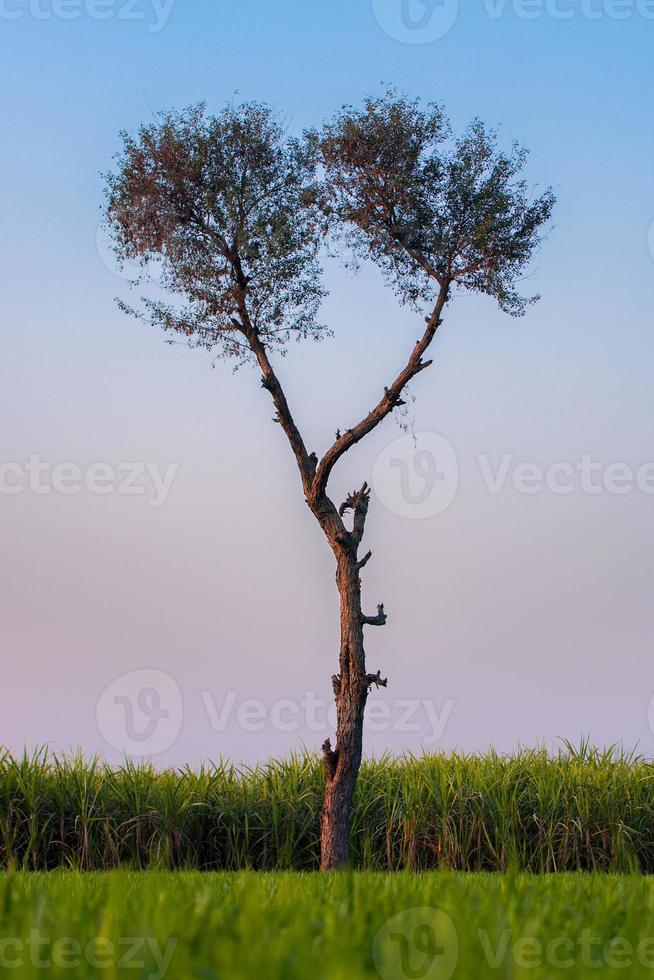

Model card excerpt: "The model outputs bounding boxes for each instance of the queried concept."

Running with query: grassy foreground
[2,744,654,872]
[2,870,654,977]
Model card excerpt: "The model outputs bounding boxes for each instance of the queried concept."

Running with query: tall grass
[1,744,653,872]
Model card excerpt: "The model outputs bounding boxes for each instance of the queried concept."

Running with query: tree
[104,93,555,870]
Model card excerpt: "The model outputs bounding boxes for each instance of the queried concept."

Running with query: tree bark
[317,488,387,870]
[320,550,368,869]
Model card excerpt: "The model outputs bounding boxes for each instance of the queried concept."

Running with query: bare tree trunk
[320,551,367,869]
[319,491,387,870]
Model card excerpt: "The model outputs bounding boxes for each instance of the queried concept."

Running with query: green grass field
[3,744,654,872]
[2,870,654,978]
[5,747,654,976]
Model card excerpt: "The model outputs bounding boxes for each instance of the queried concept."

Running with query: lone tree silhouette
[104,92,554,869]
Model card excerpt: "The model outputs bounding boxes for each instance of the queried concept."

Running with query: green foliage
[1,745,653,873]
[104,102,327,359]
[103,92,555,365]
[320,91,555,314]
[4,870,654,978]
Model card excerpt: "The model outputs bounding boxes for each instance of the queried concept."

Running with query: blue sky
[1,0,654,764]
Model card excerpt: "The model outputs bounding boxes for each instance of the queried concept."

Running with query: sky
[1,0,654,767]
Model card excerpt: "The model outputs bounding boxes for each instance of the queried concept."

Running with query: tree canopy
[104,92,555,369]
[104,102,326,361]
[319,93,555,315]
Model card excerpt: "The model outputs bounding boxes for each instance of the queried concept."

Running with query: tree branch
[339,483,370,544]
[311,280,451,500]
[356,550,372,571]
[227,238,317,495]
[361,604,387,627]
[248,330,315,490]
[322,737,339,781]
[366,670,388,689]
